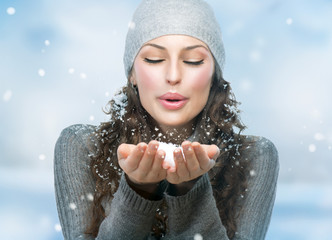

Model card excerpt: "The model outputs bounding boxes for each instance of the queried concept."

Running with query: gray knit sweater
[54,124,279,240]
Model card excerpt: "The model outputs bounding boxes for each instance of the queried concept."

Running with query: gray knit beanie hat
[123,0,225,79]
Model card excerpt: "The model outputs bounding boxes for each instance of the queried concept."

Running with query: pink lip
[158,92,188,110]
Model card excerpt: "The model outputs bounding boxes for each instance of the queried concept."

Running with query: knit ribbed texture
[54,124,279,239]
[123,0,225,78]
[54,124,97,240]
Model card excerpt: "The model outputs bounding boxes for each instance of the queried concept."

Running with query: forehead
[142,34,210,51]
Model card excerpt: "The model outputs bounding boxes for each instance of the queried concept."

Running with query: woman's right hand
[117,140,167,198]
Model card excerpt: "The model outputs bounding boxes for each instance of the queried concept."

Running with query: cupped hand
[166,141,219,185]
[117,140,167,185]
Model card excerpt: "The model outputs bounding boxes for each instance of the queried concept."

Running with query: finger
[152,149,166,171]
[173,147,189,179]
[203,144,220,160]
[138,140,159,173]
[192,142,211,171]
[182,141,199,173]
[151,149,167,179]
[121,143,147,172]
[117,143,135,161]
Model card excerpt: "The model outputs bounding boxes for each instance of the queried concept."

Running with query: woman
[54,0,279,239]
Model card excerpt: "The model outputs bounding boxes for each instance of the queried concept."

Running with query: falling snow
[314,133,325,141]
[250,170,256,177]
[7,7,16,15]
[3,90,12,102]
[54,224,62,232]
[308,144,316,153]
[194,233,203,240]
[87,193,94,201]
[69,203,77,210]
[44,40,50,46]
[112,90,128,119]
[80,73,87,79]
[128,21,136,30]
[249,50,261,62]
[38,69,45,77]
[286,18,293,25]
[39,154,46,161]
[68,68,75,74]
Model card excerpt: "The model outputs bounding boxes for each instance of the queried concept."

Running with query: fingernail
[150,144,157,150]
[184,145,192,151]
[174,148,182,155]
[159,152,165,159]
[139,144,146,153]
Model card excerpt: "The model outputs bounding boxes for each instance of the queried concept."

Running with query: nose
[166,61,181,85]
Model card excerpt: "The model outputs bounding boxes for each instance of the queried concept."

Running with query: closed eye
[144,58,165,64]
[183,60,204,65]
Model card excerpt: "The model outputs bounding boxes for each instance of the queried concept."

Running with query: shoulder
[241,135,279,182]
[242,135,278,161]
[55,124,97,152]
[54,124,98,170]
[57,124,97,143]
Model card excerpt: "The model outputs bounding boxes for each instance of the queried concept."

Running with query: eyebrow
[142,43,209,51]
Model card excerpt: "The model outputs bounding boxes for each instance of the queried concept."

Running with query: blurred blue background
[1,0,331,239]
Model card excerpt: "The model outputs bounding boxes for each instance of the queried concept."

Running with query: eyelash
[184,60,204,65]
[144,58,165,64]
[144,58,204,65]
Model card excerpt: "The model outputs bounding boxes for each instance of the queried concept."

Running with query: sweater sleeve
[234,137,279,240]
[164,173,229,240]
[96,174,165,240]
[54,124,97,240]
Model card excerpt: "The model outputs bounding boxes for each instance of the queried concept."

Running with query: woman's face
[131,35,214,131]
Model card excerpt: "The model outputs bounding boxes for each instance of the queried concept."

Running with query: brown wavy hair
[85,66,250,239]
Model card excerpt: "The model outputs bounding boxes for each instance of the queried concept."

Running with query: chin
[158,119,193,129]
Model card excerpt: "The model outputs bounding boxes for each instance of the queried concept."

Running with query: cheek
[188,66,213,90]
[134,62,160,91]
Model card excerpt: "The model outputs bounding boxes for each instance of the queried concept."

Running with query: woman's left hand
[166,141,219,185]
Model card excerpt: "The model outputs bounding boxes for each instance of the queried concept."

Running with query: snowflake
[38,68,45,77]
[80,73,87,79]
[308,144,316,153]
[69,203,77,210]
[249,170,256,177]
[68,68,75,74]
[286,18,293,25]
[128,21,136,30]
[87,193,94,201]
[194,233,203,240]
[7,7,15,15]
[3,90,12,102]
[314,133,325,141]
[54,223,62,232]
